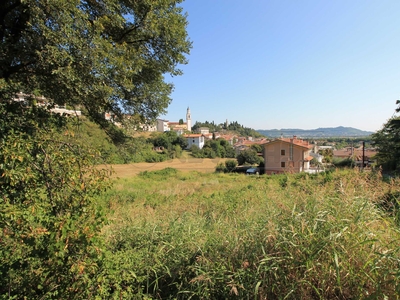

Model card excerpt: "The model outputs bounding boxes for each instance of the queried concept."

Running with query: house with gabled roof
[233,138,269,154]
[183,134,205,149]
[263,136,314,174]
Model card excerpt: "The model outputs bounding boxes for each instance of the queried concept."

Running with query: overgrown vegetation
[0,0,191,124]
[236,148,264,165]
[54,118,189,164]
[192,120,265,138]
[190,139,236,159]
[372,106,400,173]
[97,168,400,299]
[215,159,238,173]
[2,0,400,298]
[0,102,112,298]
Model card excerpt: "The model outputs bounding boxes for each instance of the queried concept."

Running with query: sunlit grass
[97,168,400,299]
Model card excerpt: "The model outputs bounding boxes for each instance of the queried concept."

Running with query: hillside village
[135,107,377,174]
[12,93,377,174]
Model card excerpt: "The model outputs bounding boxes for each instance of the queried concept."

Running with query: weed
[98,169,400,299]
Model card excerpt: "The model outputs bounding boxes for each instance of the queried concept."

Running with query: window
[281,149,285,155]
[281,161,285,168]
[192,139,195,143]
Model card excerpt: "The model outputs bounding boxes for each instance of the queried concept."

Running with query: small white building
[198,127,210,134]
[183,134,205,149]
[310,152,324,163]
[156,107,192,132]
[156,119,170,132]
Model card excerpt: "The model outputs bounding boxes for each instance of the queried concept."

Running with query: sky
[160,0,400,132]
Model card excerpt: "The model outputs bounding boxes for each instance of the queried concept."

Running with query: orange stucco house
[263,136,314,174]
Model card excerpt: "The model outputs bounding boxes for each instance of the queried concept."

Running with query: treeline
[191,120,265,138]
[309,137,373,150]
[190,139,235,158]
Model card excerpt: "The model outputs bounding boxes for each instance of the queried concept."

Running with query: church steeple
[186,107,191,131]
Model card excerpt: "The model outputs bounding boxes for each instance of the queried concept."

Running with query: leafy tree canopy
[191,120,265,138]
[0,0,191,126]
[149,130,188,150]
[236,148,263,166]
[372,113,400,172]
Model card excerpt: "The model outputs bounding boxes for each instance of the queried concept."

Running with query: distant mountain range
[257,126,374,138]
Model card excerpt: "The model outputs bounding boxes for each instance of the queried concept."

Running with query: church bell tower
[186,107,191,131]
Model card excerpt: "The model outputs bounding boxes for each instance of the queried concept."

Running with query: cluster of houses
[13,92,82,116]
[144,107,378,175]
[14,94,376,175]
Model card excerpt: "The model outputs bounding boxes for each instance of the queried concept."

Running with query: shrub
[215,162,227,173]
[0,103,111,298]
[225,159,238,172]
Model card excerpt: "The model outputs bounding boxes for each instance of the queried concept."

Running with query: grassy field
[96,167,400,299]
[107,157,228,177]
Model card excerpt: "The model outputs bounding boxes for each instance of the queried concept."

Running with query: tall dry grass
[96,168,400,299]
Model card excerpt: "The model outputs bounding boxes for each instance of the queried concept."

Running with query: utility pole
[362,141,365,171]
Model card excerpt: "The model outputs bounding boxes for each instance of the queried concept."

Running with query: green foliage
[138,167,179,179]
[378,191,400,225]
[192,120,265,138]
[51,118,173,164]
[226,120,265,138]
[319,148,334,163]
[215,162,227,173]
[332,157,355,168]
[98,169,400,299]
[236,148,263,165]
[0,102,111,298]
[225,159,238,172]
[149,131,188,153]
[191,120,221,133]
[215,160,238,173]
[372,115,400,172]
[147,131,187,160]
[190,139,235,159]
[250,144,262,153]
[0,0,191,124]
[189,144,201,156]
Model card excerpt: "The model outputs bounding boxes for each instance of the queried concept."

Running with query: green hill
[192,120,265,138]
[257,126,374,138]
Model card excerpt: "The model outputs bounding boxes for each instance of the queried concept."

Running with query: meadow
[96,166,400,299]
[107,156,227,177]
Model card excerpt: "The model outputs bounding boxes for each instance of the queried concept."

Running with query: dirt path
[105,157,227,178]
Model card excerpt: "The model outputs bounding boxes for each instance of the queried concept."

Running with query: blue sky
[160,0,400,132]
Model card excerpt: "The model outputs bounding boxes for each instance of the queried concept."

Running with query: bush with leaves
[236,148,263,166]
[0,102,111,298]
[225,159,238,172]
[372,108,400,172]
[190,139,235,159]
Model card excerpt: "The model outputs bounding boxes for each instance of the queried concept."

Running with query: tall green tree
[0,0,191,125]
[236,148,263,165]
[372,109,400,172]
[0,1,191,297]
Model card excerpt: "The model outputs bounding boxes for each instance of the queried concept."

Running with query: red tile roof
[265,137,313,149]
[333,148,377,159]
[183,134,203,138]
